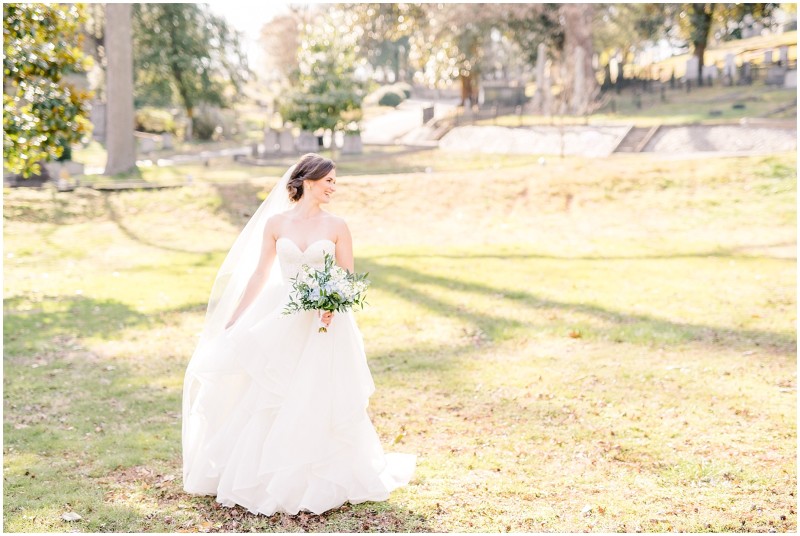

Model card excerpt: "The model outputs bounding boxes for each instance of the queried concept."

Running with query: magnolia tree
[280,9,366,136]
[3,3,94,178]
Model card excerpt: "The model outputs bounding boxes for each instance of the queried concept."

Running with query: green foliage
[593,4,666,64]
[505,4,565,66]
[283,253,370,329]
[280,10,365,133]
[134,107,175,134]
[132,3,250,137]
[377,86,405,107]
[3,3,94,178]
[191,108,220,141]
[637,3,779,84]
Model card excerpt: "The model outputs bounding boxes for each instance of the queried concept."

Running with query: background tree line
[3,2,787,178]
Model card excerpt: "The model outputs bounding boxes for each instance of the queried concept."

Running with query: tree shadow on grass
[357,256,796,358]
[380,240,797,261]
[4,301,433,533]
[3,335,183,531]
[3,295,151,354]
[101,193,233,255]
[3,188,108,225]
[209,181,269,228]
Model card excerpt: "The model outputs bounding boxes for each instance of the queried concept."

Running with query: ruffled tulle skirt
[182,284,416,515]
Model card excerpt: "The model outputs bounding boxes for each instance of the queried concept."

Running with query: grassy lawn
[3,151,796,532]
[70,144,552,183]
[481,84,797,128]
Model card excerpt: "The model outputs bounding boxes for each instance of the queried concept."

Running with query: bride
[182,153,416,516]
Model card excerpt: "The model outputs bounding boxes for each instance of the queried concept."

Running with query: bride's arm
[319,218,353,328]
[334,218,354,272]
[225,218,279,328]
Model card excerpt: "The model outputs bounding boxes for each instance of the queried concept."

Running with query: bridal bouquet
[283,252,370,332]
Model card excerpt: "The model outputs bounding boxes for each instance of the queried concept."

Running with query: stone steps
[613,125,660,153]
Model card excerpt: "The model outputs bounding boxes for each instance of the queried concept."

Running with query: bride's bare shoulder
[268,211,295,224]
[322,211,348,226]
[264,213,288,236]
[323,213,351,241]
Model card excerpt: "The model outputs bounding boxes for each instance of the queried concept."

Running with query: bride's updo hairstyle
[286,153,335,202]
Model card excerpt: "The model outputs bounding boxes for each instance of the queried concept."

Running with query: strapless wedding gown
[182,238,416,515]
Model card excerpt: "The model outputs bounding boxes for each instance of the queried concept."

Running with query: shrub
[378,87,405,107]
[135,107,176,134]
[192,111,219,141]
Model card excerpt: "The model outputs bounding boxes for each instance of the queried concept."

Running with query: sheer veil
[198,165,295,342]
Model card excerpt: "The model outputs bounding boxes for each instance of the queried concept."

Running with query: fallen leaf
[569,330,582,339]
[393,433,405,445]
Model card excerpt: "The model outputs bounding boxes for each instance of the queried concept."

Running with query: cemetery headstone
[279,130,295,154]
[779,46,789,67]
[263,128,279,154]
[685,56,699,81]
[161,133,173,150]
[724,54,737,85]
[784,69,797,89]
[295,131,317,153]
[138,136,156,154]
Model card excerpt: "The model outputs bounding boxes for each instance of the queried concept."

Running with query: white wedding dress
[182,238,416,515]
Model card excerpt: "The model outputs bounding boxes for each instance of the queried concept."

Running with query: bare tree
[104,3,136,175]
[560,3,598,115]
[259,11,303,84]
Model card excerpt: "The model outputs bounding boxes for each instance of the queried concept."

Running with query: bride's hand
[320,311,334,327]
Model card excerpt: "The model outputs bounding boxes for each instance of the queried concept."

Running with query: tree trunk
[104,3,136,175]
[460,73,472,107]
[695,43,706,86]
[690,4,714,87]
[185,106,194,140]
[560,3,598,115]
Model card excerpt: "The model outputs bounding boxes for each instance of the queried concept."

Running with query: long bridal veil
[183,165,295,491]
[200,165,295,341]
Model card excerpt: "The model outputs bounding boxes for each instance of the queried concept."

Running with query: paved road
[361,99,459,145]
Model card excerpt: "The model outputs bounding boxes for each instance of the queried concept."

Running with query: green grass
[70,145,553,182]
[481,84,797,127]
[3,151,796,532]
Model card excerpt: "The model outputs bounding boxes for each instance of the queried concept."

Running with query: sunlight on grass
[482,84,796,127]
[4,152,795,532]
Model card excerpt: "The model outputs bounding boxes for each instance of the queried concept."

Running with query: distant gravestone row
[686,45,795,88]
[260,128,362,156]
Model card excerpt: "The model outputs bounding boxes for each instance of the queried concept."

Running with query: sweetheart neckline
[276,237,335,255]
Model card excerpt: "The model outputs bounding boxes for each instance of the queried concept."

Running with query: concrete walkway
[361,98,459,145]
[437,122,796,157]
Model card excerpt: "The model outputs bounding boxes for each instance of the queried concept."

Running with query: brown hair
[286,153,335,202]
